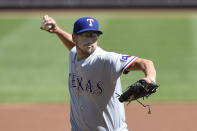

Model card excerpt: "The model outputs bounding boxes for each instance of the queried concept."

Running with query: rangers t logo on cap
[87,19,94,27]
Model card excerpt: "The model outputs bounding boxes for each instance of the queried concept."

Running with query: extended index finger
[43,15,50,21]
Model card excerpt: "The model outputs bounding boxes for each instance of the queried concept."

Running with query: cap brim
[76,28,103,35]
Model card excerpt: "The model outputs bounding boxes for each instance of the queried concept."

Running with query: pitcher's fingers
[43,19,54,25]
[43,15,49,20]
[40,26,47,30]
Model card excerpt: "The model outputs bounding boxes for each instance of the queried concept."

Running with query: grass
[0,13,197,103]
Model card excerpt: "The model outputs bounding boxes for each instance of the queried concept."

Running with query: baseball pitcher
[40,15,158,131]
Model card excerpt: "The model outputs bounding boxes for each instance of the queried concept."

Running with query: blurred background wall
[1,0,197,8]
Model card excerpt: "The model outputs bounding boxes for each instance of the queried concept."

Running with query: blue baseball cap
[73,17,103,35]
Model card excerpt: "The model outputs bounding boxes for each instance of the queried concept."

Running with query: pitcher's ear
[72,34,77,43]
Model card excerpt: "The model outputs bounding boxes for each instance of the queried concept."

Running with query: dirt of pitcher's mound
[0,103,197,131]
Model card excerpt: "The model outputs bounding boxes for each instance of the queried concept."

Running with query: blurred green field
[0,11,197,103]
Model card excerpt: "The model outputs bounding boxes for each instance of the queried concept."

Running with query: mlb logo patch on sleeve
[120,55,131,61]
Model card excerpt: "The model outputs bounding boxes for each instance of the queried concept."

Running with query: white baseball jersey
[68,46,138,131]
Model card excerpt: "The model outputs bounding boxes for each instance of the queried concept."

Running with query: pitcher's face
[73,31,100,56]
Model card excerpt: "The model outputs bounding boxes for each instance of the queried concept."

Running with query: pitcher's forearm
[128,58,156,82]
[142,59,156,82]
[56,28,75,50]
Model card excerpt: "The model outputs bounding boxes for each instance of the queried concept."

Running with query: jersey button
[80,105,84,110]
